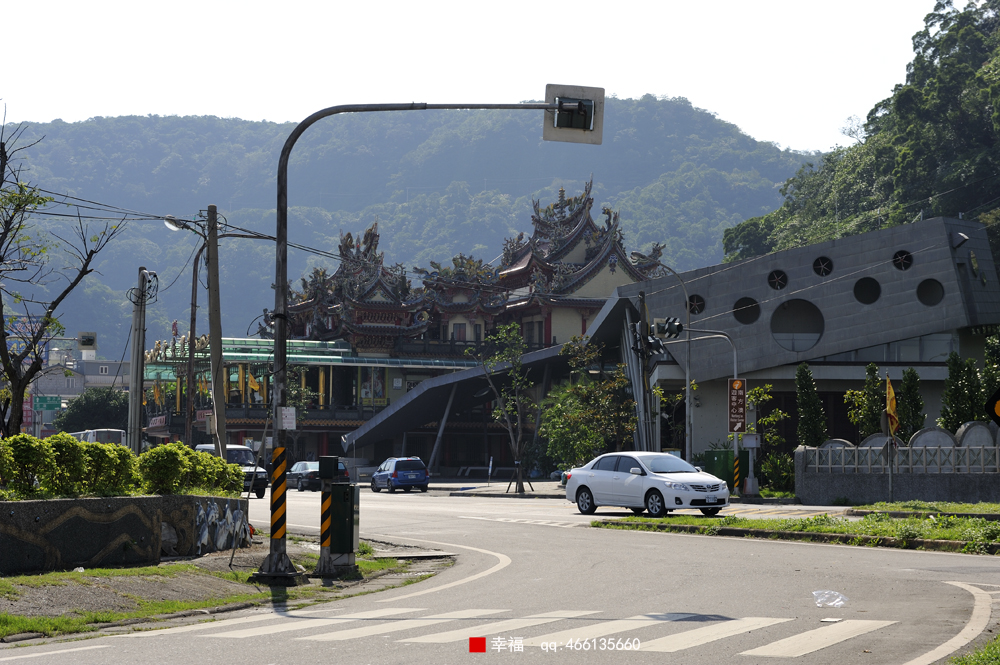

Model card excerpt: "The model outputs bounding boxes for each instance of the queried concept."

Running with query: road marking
[203,608,421,638]
[300,609,506,641]
[740,620,896,657]
[366,536,512,602]
[0,645,108,661]
[404,610,601,643]
[901,581,993,665]
[639,617,793,652]
[121,613,288,637]
[522,613,694,646]
[458,516,581,528]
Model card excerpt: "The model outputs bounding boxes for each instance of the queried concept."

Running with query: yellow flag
[248,372,260,392]
[886,376,899,435]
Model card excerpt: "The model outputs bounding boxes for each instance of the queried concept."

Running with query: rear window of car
[594,456,618,471]
[395,460,426,471]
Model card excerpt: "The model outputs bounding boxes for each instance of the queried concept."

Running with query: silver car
[565,452,730,517]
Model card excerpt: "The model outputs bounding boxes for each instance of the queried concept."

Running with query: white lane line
[740,620,896,657]
[640,617,793,652]
[300,609,506,641]
[522,613,694,647]
[203,608,421,638]
[366,536,511,602]
[457,516,580,528]
[404,610,601,643]
[901,581,994,665]
[121,613,285,637]
[0,645,109,661]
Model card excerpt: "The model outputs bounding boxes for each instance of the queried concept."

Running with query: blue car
[371,457,429,493]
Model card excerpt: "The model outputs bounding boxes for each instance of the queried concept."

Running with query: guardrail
[804,446,1000,474]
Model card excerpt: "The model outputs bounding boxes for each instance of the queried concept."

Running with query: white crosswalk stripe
[639,617,793,652]
[203,608,422,638]
[521,613,695,647]
[403,610,600,643]
[299,609,506,641]
[741,619,897,657]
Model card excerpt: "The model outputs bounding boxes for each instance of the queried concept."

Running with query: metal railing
[804,446,1000,474]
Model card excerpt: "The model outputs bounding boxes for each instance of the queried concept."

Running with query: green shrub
[760,452,794,492]
[137,442,192,494]
[0,438,14,488]
[2,434,55,496]
[81,442,139,495]
[44,433,86,496]
[187,449,242,492]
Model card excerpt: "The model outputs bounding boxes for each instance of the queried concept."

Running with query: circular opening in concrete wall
[770,299,824,352]
[733,297,760,324]
[687,294,706,315]
[853,277,881,305]
[767,270,788,290]
[813,256,833,276]
[893,250,913,271]
[917,278,944,306]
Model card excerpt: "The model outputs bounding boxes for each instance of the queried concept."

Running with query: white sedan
[565,452,730,517]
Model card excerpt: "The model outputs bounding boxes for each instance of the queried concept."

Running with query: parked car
[370,457,429,493]
[564,452,730,517]
[288,460,349,491]
[195,444,268,499]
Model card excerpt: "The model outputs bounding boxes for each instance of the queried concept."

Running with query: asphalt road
[9,487,1000,664]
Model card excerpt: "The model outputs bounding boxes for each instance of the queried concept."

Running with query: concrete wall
[794,448,1000,504]
[0,495,248,575]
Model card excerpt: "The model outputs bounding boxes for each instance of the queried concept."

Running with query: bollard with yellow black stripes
[314,455,358,577]
[251,446,305,584]
[733,455,741,496]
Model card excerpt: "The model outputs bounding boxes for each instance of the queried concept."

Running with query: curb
[846,509,1000,522]
[594,520,998,553]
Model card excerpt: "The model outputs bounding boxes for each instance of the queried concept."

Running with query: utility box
[702,449,750,493]
[329,482,359,555]
[319,455,340,480]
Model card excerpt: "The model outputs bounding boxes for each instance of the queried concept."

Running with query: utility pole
[185,244,208,448]
[127,267,154,455]
[206,205,227,458]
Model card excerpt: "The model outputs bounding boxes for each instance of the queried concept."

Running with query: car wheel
[255,488,266,499]
[420,485,428,492]
[630,507,645,515]
[701,507,722,516]
[387,479,396,493]
[370,479,380,493]
[576,487,596,515]
[645,490,666,518]
[296,478,304,492]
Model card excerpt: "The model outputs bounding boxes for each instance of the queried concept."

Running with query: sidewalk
[438,480,800,504]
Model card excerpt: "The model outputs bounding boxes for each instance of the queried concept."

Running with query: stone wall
[0,495,248,575]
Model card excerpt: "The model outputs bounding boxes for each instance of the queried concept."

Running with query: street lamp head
[164,216,185,232]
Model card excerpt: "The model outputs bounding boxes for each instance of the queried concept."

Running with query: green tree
[54,387,129,433]
[0,123,127,436]
[539,383,604,470]
[845,363,884,439]
[981,335,1000,401]
[794,363,827,447]
[896,367,926,443]
[746,384,788,453]
[467,323,534,493]
[938,352,985,432]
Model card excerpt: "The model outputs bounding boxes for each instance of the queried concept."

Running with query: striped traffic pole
[733,454,741,495]
[321,489,332,549]
[252,446,301,582]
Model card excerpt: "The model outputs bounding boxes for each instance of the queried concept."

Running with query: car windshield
[395,460,426,471]
[226,449,256,466]
[636,454,698,474]
[304,462,319,470]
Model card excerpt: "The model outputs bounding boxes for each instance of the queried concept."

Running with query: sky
[6,1,934,153]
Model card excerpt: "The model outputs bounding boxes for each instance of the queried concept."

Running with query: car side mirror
[695,466,703,472]
[630,467,642,475]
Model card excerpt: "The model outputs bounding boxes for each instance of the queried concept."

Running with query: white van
[68,429,127,446]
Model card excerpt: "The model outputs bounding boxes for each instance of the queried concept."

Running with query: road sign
[34,395,61,410]
[729,379,747,433]
[542,84,605,145]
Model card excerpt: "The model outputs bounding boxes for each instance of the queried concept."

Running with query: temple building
[141,180,664,471]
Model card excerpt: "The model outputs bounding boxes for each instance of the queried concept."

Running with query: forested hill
[724,1,1000,263]
[11,96,809,357]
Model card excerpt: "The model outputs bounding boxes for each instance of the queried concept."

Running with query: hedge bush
[137,442,192,494]
[81,441,139,495]
[46,433,87,495]
[0,434,56,495]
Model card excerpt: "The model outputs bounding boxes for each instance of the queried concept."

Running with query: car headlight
[665,482,691,491]
[257,472,266,479]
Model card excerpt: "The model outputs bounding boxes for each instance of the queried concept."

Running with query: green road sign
[34,396,62,410]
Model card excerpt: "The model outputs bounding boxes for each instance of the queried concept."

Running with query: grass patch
[759,489,795,499]
[952,635,1000,664]
[600,512,1000,552]
[855,501,1000,515]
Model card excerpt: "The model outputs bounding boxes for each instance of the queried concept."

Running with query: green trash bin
[701,449,750,493]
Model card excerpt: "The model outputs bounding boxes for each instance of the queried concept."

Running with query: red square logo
[469,637,486,652]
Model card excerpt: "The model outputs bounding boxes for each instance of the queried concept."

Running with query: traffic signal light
[652,317,683,339]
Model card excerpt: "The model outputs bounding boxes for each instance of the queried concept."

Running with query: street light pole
[185,243,207,448]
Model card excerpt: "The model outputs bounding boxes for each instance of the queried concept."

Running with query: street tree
[53,387,128,433]
[0,121,127,436]
[794,363,827,447]
[896,367,926,443]
[938,352,984,432]
[467,323,533,493]
[845,363,884,439]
